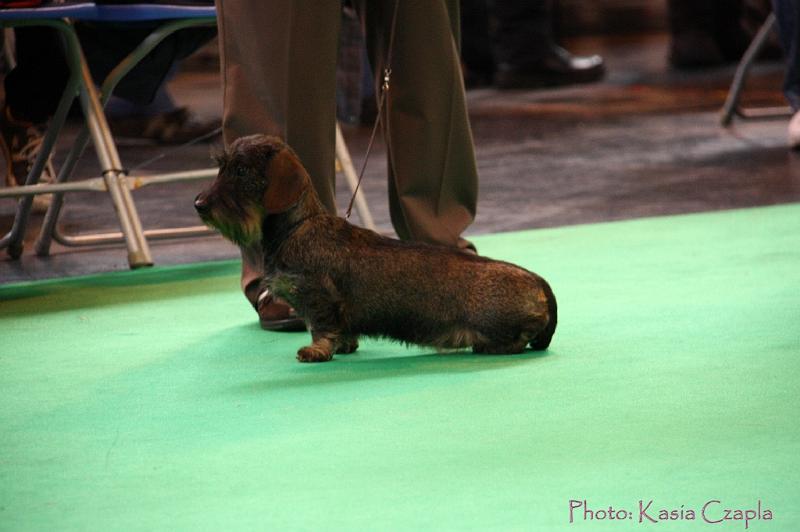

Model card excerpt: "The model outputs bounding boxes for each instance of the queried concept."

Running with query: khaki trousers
[215,0,479,306]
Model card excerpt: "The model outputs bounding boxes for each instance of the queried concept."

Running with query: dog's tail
[530,280,557,351]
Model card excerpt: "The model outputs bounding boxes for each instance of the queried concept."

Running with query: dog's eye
[234,165,247,178]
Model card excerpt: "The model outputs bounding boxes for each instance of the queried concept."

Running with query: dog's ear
[262,149,309,214]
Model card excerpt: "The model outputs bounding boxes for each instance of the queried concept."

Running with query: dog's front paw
[297,345,333,363]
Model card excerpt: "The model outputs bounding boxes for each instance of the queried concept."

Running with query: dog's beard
[202,207,263,247]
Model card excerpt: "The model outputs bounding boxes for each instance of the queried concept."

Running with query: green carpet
[1,204,799,531]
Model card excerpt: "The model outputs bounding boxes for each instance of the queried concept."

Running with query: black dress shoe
[494,45,605,90]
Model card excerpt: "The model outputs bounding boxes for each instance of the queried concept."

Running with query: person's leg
[460,0,495,88]
[361,0,478,251]
[668,0,726,68]
[772,0,800,148]
[215,0,340,326]
[488,0,552,67]
[773,0,800,111]
[711,0,748,62]
[216,0,340,211]
[3,27,68,124]
[1,28,65,208]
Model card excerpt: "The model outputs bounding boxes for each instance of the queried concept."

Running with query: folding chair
[0,2,375,268]
[720,12,792,126]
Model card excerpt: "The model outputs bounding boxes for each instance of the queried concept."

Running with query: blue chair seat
[0,1,218,266]
[0,2,97,20]
[94,3,215,21]
[0,1,373,267]
[0,2,215,22]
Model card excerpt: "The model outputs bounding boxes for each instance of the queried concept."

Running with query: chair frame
[0,5,375,268]
[720,12,792,126]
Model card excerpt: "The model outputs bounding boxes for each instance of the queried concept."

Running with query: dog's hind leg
[530,281,557,351]
[336,334,359,354]
[470,317,536,355]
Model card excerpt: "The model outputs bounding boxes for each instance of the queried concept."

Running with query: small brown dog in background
[195,135,557,363]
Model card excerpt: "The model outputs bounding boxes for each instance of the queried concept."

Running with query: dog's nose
[194,194,210,214]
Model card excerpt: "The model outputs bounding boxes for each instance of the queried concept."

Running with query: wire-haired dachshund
[195,135,556,362]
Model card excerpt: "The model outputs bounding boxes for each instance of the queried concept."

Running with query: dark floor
[1,33,796,284]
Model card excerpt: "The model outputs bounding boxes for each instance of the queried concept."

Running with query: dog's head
[195,135,313,247]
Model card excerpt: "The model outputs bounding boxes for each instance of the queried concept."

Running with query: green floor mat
[2,204,799,531]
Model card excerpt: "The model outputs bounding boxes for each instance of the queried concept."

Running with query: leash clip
[382,67,392,92]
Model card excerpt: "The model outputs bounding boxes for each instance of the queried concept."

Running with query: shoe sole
[259,317,307,332]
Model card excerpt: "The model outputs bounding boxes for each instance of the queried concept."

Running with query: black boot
[494,45,604,89]
[488,0,605,89]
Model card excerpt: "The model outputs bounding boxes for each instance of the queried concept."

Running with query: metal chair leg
[720,13,782,126]
[0,23,81,258]
[34,18,216,263]
[34,126,92,256]
[78,54,153,267]
[5,15,377,268]
[0,18,152,266]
